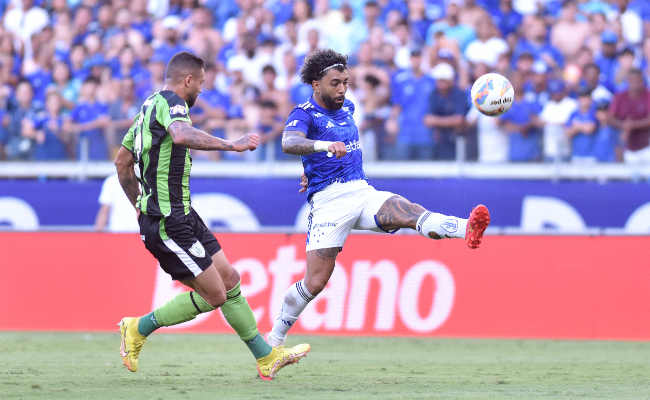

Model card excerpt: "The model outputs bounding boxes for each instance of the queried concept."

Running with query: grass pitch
[1,332,649,400]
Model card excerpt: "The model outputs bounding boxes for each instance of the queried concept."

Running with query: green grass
[1,333,649,400]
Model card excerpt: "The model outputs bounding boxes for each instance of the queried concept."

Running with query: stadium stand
[0,0,649,172]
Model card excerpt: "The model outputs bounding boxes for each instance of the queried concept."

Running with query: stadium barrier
[2,178,650,233]
[1,232,648,340]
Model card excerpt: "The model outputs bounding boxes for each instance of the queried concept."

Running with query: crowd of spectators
[1,0,649,163]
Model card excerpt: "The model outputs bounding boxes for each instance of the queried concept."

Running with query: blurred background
[0,0,649,234]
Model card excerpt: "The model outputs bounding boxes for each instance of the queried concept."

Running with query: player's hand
[232,133,260,152]
[328,141,347,159]
[299,172,308,193]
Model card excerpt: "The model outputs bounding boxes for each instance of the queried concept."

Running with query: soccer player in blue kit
[264,49,491,347]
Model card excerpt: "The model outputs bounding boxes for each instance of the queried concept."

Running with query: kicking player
[265,49,490,347]
[114,51,309,380]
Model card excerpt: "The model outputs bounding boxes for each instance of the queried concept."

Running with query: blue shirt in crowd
[33,115,67,160]
[70,101,108,160]
[427,86,470,160]
[592,124,619,162]
[566,109,597,158]
[512,39,565,69]
[490,7,523,37]
[391,70,436,145]
[499,99,542,162]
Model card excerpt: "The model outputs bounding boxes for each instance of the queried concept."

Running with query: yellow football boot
[118,317,147,372]
[256,343,311,380]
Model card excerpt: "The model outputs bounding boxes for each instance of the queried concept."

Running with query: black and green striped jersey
[122,90,193,219]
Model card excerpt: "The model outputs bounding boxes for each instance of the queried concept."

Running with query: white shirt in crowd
[464,37,509,68]
[98,174,140,233]
[540,96,579,160]
[466,107,509,163]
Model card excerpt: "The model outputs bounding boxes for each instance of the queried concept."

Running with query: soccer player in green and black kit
[114,51,310,380]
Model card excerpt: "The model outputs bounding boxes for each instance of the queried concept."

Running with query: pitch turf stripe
[162,238,203,277]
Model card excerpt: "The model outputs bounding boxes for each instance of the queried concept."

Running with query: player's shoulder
[158,90,187,108]
[288,100,316,119]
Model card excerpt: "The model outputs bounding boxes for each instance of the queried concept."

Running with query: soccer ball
[470,73,514,117]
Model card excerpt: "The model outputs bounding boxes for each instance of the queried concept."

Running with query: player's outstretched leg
[374,195,490,248]
[465,205,490,249]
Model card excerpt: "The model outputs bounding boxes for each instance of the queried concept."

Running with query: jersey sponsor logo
[188,241,206,258]
[326,121,335,129]
[440,219,459,234]
[345,139,361,152]
[313,222,337,229]
[169,105,187,116]
[313,112,323,118]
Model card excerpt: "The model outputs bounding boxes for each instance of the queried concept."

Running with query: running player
[114,51,309,380]
[265,49,490,347]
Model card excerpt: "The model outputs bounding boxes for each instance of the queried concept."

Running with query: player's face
[318,69,348,110]
[187,68,204,108]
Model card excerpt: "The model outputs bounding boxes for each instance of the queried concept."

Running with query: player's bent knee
[225,268,241,291]
[304,277,327,296]
[203,291,227,308]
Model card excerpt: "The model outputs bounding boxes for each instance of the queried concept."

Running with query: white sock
[416,211,468,239]
[268,280,315,346]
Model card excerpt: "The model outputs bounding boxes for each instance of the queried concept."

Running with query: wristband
[314,140,334,152]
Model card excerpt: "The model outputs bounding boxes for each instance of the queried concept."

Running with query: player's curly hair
[299,49,348,85]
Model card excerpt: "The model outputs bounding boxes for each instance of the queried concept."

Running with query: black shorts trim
[139,208,222,280]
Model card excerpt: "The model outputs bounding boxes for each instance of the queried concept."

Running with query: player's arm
[423,114,465,128]
[168,120,259,152]
[114,146,141,208]
[281,130,347,159]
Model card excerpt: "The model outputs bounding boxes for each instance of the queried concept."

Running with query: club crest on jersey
[188,241,206,258]
[169,105,187,116]
[440,219,459,234]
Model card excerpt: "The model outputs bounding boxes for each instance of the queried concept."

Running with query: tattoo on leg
[315,247,339,261]
[376,196,426,231]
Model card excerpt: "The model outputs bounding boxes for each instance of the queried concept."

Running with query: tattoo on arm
[119,174,141,207]
[115,146,141,207]
[282,130,318,155]
[375,195,426,231]
[168,121,234,151]
[315,247,340,261]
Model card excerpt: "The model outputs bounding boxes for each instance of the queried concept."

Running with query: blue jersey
[284,97,367,199]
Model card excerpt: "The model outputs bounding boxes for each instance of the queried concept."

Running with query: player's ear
[185,74,193,87]
[312,80,319,93]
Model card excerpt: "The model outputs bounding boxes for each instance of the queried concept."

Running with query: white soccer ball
[470,73,514,117]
